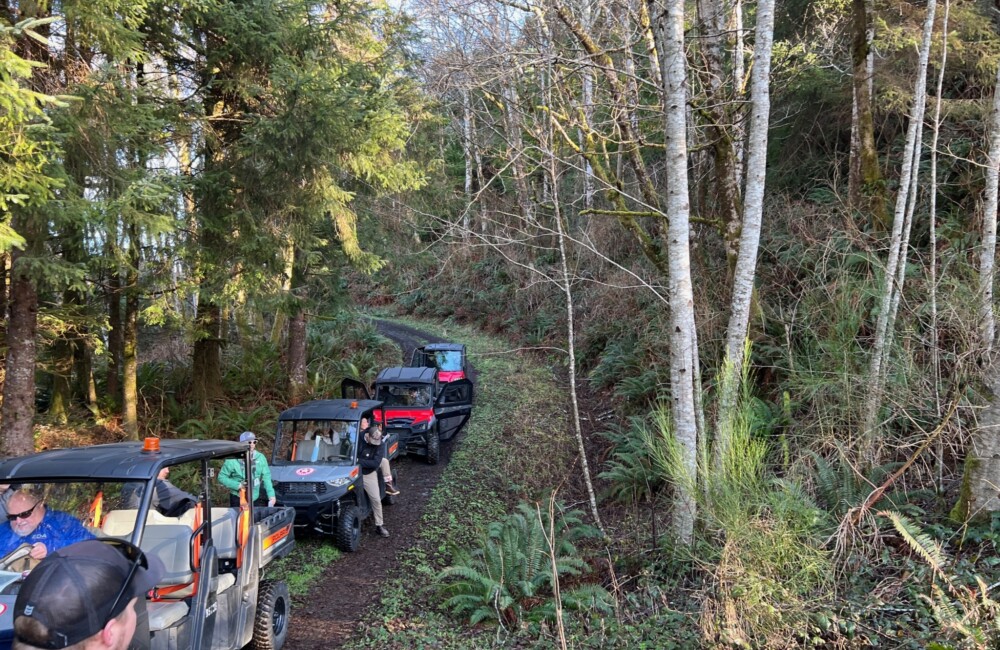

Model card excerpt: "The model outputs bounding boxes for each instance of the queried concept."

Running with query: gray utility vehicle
[410,342,469,384]
[0,438,296,650]
[269,399,398,552]
[342,368,473,465]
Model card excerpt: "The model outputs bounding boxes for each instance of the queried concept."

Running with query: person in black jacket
[358,421,390,537]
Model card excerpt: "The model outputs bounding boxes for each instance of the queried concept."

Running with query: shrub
[437,501,612,628]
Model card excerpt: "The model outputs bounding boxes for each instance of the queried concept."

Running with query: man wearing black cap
[11,538,163,650]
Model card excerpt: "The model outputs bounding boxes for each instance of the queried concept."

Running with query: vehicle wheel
[252,580,290,650]
[334,504,361,552]
[426,426,440,465]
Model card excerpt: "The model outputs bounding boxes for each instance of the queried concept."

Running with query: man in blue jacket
[0,489,94,562]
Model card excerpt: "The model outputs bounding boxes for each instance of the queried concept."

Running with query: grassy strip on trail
[356,314,574,647]
[268,538,340,597]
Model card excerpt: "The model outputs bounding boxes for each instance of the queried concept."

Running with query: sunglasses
[103,538,149,621]
[7,500,41,521]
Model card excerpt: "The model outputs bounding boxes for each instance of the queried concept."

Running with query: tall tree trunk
[122,223,140,438]
[462,86,474,237]
[659,0,699,544]
[956,59,1000,518]
[501,79,535,225]
[286,247,308,405]
[928,0,950,489]
[106,252,123,408]
[537,13,604,534]
[849,0,885,227]
[861,0,937,453]
[50,219,88,422]
[1,215,42,456]
[697,0,741,268]
[715,0,776,457]
[192,299,224,411]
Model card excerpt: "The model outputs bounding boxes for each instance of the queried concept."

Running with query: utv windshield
[274,419,359,463]
[433,350,463,371]
[0,469,207,574]
[376,384,433,408]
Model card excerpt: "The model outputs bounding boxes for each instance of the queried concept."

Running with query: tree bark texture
[696,0,742,269]
[849,0,885,226]
[286,247,308,405]
[715,0,775,459]
[106,261,123,407]
[192,299,224,410]
[659,0,699,545]
[122,224,140,439]
[960,60,1000,517]
[1,217,41,457]
[861,0,936,444]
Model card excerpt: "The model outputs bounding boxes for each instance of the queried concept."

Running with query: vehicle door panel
[340,378,371,400]
[410,348,433,369]
[434,379,473,439]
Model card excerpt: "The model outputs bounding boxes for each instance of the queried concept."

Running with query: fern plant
[437,502,611,627]
[884,511,1000,649]
[808,450,931,527]
[598,416,662,506]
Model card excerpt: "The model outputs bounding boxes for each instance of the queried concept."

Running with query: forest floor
[285,319,476,649]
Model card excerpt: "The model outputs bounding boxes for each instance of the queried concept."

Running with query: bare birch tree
[657,0,699,544]
[715,0,776,458]
[860,0,937,453]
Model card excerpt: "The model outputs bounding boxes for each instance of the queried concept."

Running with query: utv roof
[278,398,383,422]
[0,439,246,483]
[376,367,437,384]
[419,343,465,352]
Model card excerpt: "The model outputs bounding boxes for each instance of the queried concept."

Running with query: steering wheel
[0,543,34,571]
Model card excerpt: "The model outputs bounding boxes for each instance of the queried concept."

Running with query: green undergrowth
[267,537,340,597]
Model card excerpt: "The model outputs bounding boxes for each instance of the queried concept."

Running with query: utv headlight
[326,477,352,488]
[411,421,430,432]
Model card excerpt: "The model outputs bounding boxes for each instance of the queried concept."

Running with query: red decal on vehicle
[295,467,315,476]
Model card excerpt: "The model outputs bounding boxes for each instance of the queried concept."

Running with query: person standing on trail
[219,432,276,508]
[358,422,391,537]
[360,417,399,496]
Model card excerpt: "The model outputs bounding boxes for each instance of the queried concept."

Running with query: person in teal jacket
[219,431,276,508]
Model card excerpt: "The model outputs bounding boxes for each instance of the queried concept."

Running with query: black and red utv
[342,367,473,465]
[410,343,469,384]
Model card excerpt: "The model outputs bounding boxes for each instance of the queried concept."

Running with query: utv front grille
[276,482,327,495]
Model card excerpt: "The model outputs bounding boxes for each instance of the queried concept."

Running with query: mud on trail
[284,319,468,649]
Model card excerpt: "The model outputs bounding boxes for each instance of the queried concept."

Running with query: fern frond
[881,511,947,575]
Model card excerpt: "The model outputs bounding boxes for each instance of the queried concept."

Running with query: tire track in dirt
[284,319,467,649]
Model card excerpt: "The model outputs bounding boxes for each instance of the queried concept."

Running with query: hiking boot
[376,525,390,538]
[385,482,400,496]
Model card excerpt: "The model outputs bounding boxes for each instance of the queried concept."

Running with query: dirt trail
[284,319,466,649]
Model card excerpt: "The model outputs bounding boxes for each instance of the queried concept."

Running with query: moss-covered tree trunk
[849,0,886,228]
[956,60,1000,519]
